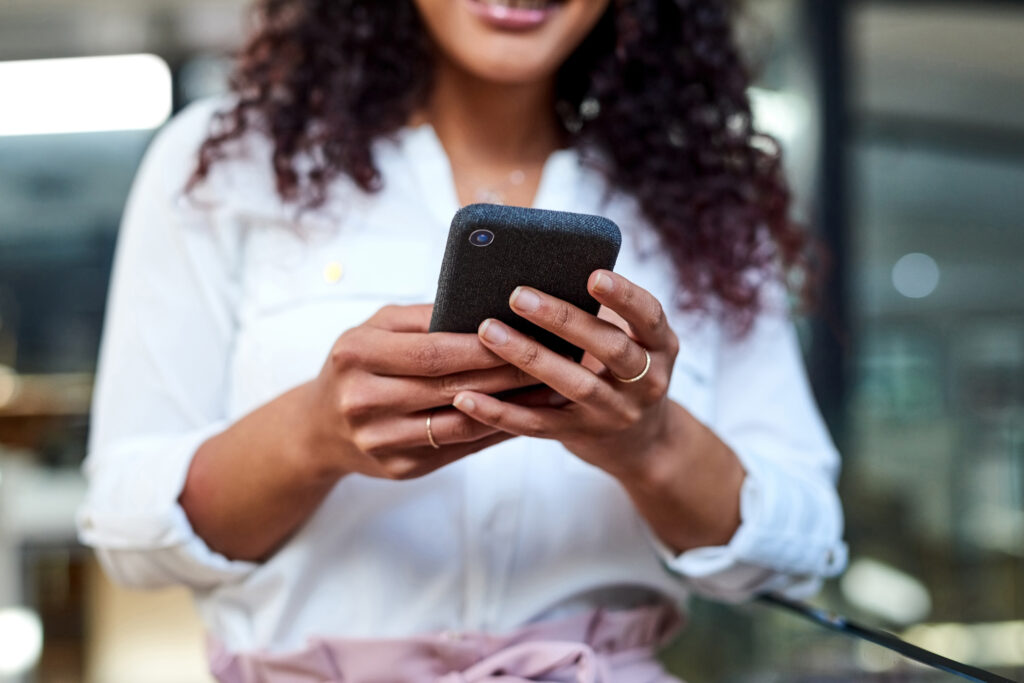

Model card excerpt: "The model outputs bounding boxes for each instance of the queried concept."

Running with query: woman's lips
[465,0,561,31]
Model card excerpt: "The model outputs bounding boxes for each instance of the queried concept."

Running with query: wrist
[289,380,350,484]
[616,402,745,554]
[615,402,691,491]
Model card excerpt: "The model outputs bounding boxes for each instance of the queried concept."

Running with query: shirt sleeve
[650,294,848,602]
[77,100,259,590]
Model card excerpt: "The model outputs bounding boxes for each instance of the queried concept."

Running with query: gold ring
[425,412,441,449]
[612,349,652,384]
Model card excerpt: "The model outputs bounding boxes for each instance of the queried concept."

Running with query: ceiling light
[892,252,940,299]
[0,607,43,676]
[0,54,172,137]
[840,557,932,625]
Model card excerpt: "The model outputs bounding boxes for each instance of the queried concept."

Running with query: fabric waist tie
[208,603,685,683]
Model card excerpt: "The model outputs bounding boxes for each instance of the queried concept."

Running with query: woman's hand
[449,270,745,552]
[449,270,679,480]
[182,302,538,562]
[301,303,539,482]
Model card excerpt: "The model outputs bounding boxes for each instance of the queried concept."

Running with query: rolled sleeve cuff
[648,458,847,601]
[78,423,258,589]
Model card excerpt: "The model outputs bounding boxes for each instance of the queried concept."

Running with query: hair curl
[192,0,816,333]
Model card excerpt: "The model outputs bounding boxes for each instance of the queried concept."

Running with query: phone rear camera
[469,229,495,247]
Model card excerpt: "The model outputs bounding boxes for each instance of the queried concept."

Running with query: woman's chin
[414,0,611,86]
[459,51,564,85]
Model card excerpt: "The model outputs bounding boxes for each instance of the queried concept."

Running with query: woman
[79,0,847,680]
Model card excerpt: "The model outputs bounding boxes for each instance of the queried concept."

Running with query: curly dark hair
[191,0,815,333]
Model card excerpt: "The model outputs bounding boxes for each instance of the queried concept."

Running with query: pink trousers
[207,604,685,683]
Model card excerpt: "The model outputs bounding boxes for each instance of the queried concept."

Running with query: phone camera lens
[469,229,495,247]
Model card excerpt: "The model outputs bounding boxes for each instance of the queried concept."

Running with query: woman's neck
[420,58,564,169]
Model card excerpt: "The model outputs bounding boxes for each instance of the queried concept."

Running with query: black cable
[757,594,1014,683]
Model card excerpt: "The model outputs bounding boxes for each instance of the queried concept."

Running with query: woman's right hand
[300,303,538,481]
[181,302,537,561]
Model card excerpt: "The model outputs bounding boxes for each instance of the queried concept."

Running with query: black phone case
[429,203,622,361]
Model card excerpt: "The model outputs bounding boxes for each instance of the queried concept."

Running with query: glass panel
[841,0,1024,677]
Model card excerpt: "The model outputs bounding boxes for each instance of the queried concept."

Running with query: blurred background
[1,0,1022,680]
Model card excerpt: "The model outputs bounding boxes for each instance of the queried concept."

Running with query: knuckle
[376,304,399,320]
[380,454,420,481]
[609,333,634,365]
[620,405,644,427]
[519,343,542,370]
[520,417,546,438]
[571,375,602,403]
[620,281,637,306]
[645,302,666,331]
[438,373,466,398]
[551,303,573,331]
[352,428,387,456]
[645,373,670,401]
[329,341,360,371]
[666,334,680,357]
[412,339,448,376]
[338,389,375,421]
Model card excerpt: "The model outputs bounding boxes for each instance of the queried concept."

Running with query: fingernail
[593,272,614,294]
[480,319,509,345]
[454,395,476,412]
[510,287,541,313]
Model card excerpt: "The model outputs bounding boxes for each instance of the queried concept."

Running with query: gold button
[323,262,344,284]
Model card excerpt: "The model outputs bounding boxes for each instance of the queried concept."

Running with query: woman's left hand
[451,269,679,480]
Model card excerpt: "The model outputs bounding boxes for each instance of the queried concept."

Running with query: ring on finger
[612,349,652,384]
[425,411,441,449]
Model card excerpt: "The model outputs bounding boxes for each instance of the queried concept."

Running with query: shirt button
[323,262,344,284]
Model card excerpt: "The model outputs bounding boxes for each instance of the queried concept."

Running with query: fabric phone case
[429,203,622,361]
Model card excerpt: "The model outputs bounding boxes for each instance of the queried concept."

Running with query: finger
[367,304,434,333]
[373,365,542,413]
[476,318,622,410]
[509,286,650,383]
[587,271,672,350]
[423,408,505,446]
[452,391,570,439]
[359,408,502,454]
[374,432,516,481]
[503,386,571,409]
[355,328,505,377]
[423,431,516,462]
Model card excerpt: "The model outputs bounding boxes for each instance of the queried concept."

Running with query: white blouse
[78,99,847,655]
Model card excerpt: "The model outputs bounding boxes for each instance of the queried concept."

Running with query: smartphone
[429,203,622,361]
